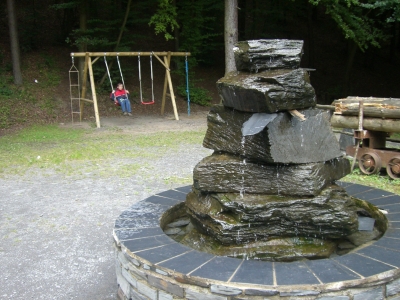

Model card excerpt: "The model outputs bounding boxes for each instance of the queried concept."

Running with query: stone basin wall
[113,183,400,300]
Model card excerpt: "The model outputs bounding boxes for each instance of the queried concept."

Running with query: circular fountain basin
[113,182,400,299]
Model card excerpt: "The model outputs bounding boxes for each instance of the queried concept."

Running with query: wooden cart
[331,97,400,179]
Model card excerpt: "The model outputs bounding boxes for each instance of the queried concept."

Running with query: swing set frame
[70,51,190,128]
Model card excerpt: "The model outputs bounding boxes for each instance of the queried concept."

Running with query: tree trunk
[224,0,238,75]
[7,0,22,85]
[99,0,132,85]
[78,0,88,86]
[331,115,400,132]
[333,97,400,118]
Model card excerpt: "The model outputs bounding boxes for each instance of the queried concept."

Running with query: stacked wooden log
[331,97,400,133]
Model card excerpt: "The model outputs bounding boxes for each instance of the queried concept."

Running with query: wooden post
[351,101,364,171]
[164,52,179,120]
[161,60,169,116]
[80,53,90,121]
[87,57,101,128]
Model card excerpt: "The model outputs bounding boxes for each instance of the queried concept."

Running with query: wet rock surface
[217,69,315,113]
[193,153,350,196]
[234,39,304,72]
[181,39,365,260]
[186,185,359,244]
[203,105,342,163]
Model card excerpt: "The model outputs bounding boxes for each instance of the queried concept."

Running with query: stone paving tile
[332,253,394,277]
[136,242,192,263]
[158,250,215,274]
[274,261,320,285]
[357,245,400,267]
[368,195,400,206]
[384,228,400,239]
[123,235,175,253]
[379,203,400,213]
[230,260,274,285]
[174,185,192,194]
[156,189,188,201]
[387,212,400,222]
[114,215,160,229]
[374,236,400,251]
[305,259,361,283]
[189,256,242,282]
[144,195,181,208]
[344,184,373,196]
[115,227,164,241]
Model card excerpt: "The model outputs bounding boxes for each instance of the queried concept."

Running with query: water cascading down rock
[185,39,358,261]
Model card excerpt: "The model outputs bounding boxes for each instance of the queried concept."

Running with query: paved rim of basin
[113,181,400,290]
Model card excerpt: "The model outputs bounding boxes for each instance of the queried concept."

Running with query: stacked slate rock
[185,40,358,259]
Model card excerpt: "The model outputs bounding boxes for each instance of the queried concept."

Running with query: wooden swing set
[69,51,191,128]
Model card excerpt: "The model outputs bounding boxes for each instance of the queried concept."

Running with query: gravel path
[0,113,211,299]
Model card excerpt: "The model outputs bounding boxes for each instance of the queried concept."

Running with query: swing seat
[141,100,155,105]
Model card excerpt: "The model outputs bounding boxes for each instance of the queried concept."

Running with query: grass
[1,124,399,193]
[342,167,400,195]
[0,124,206,179]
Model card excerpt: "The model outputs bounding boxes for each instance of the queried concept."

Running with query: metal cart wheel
[386,156,400,180]
[358,152,382,175]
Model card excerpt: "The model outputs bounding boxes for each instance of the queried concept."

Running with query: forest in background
[1,0,400,132]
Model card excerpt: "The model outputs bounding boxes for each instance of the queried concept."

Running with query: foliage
[149,0,179,41]
[343,168,400,195]
[177,84,212,107]
[0,54,61,129]
[309,0,400,51]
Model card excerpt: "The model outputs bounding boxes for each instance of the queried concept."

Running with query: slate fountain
[167,39,384,261]
[113,40,399,300]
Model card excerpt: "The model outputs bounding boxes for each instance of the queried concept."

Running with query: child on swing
[110,83,132,116]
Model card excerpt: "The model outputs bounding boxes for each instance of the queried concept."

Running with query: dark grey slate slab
[305,259,361,283]
[231,260,274,285]
[203,106,342,164]
[189,256,242,281]
[137,242,192,264]
[158,250,215,274]
[386,213,400,222]
[115,227,164,241]
[242,113,278,136]
[123,235,174,253]
[193,153,350,196]
[234,39,304,72]
[144,195,182,207]
[156,190,187,201]
[374,236,400,250]
[174,185,192,194]
[367,195,400,206]
[343,184,372,196]
[114,215,160,229]
[358,217,375,231]
[333,253,394,277]
[274,261,320,285]
[357,245,400,267]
